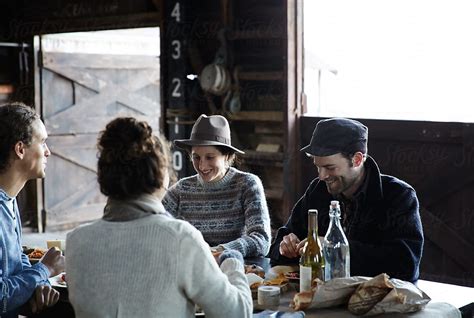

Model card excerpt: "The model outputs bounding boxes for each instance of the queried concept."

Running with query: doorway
[34,27,161,231]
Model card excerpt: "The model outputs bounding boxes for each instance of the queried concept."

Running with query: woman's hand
[218,250,244,265]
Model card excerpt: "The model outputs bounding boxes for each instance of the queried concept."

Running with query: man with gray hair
[269,118,424,282]
[0,102,65,317]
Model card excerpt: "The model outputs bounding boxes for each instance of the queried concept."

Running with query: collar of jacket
[363,155,384,203]
[102,193,172,222]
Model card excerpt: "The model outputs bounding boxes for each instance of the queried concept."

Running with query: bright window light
[304,0,474,123]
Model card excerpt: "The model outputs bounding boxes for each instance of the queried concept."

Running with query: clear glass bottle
[323,200,350,280]
[299,209,325,292]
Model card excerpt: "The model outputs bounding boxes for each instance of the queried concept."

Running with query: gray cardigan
[66,194,252,317]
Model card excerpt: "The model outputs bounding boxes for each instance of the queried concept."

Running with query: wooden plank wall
[300,116,474,287]
[0,0,160,42]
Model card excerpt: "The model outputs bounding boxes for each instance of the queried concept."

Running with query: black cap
[301,118,368,156]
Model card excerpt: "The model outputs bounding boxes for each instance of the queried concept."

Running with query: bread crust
[348,274,392,315]
[292,291,314,310]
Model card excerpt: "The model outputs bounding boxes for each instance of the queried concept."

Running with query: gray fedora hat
[174,114,244,154]
[301,117,368,156]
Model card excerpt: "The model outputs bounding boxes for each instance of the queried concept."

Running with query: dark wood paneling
[1,0,160,41]
[300,116,474,287]
[160,0,301,230]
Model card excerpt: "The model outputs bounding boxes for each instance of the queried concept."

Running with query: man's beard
[325,176,355,195]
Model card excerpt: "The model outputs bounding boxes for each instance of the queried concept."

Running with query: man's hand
[29,285,59,314]
[280,235,326,258]
[279,233,302,258]
[296,238,307,255]
[40,247,65,277]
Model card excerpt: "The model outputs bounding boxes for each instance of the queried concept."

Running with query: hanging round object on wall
[199,63,231,96]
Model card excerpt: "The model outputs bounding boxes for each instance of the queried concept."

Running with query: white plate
[49,273,67,288]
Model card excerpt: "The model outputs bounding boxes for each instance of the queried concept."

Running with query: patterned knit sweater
[163,167,271,257]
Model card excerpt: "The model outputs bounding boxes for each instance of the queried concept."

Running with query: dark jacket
[269,156,424,282]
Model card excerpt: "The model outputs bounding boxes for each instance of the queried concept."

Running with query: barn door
[38,50,160,230]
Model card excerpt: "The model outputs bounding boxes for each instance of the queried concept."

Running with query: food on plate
[292,291,314,310]
[264,274,288,286]
[248,270,290,287]
[266,265,298,281]
[247,273,265,288]
[244,264,265,278]
[348,273,393,315]
[284,271,299,280]
[58,273,67,286]
[22,246,35,255]
[49,272,67,288]
[248,272,289,300]
[247,273,265,299]
[28,248,45,259]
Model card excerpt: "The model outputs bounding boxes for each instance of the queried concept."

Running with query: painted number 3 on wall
[171,40,181,59]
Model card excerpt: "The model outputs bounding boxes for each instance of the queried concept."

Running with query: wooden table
[44,258,474,318]
[269,281,470,318]
[246,258,474,317]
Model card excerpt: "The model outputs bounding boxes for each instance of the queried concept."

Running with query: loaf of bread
[348,273,393,315]
[292,291,314,310]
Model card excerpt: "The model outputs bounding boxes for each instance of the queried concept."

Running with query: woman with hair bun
[66,117,252,318]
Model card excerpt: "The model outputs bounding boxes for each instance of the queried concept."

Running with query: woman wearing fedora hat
[163,114,271,257]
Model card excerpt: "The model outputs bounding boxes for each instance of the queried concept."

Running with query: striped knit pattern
[163,167,271,257]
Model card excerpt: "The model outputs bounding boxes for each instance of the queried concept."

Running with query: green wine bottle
[299,209,325,292]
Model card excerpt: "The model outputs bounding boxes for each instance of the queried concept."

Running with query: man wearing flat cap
[269,118,424,282]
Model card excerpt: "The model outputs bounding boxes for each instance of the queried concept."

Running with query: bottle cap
[329,200,341,217]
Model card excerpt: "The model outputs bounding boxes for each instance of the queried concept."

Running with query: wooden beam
[228,111,283,122]
[230,29,284,40]
[12,13,160,38]
[238,71,284,81]
[43,52,160,69]
[283,0,302,221]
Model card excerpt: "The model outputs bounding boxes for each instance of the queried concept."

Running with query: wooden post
[162,0,191,179]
